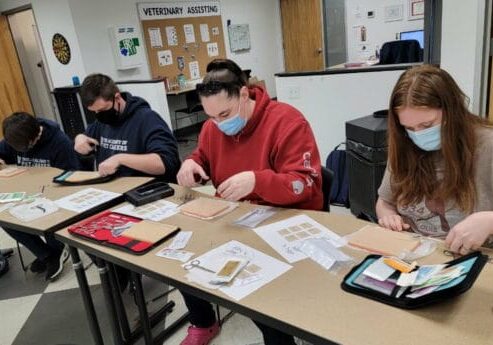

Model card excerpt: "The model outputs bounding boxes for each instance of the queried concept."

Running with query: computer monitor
[400,30,424,49]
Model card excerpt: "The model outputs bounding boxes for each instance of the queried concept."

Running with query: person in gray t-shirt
[376,65,493,255]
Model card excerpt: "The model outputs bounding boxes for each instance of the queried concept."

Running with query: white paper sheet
[253,214,345,263]
[156,248,194,263]
[167,231,193,250]
[184,240,292,300]
[206,42,219,57]
[9,198,59,222]
[165,26,178,46]
[183,24,196,44]
[55,188,121,213]
[114,199,179,222]
[148,27,163,48]
[200,23,210,42]
[189,61,200,80]
[157,49,173,66]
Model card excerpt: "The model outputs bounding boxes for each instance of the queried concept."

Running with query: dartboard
[52,33,71,65]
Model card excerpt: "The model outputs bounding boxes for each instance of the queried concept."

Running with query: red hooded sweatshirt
[188,86,323,210]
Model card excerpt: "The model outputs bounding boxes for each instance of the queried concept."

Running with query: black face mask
[95,98,121,125]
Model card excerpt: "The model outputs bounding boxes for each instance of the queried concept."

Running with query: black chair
[379,39,422,65]
[321,166,334,212]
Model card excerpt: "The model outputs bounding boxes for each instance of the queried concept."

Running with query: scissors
[183,260,215,273]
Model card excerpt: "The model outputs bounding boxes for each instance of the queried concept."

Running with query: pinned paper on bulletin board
[200,23,210,42]
[183,24,196,43]
[189,61,200,80]
[148,27,163,48]
[207,42,219,57]
[158,50,173,66]
[166,26,178,46]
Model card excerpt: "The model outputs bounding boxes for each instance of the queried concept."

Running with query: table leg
[69,246,104,345]
[96,258,124,345]
[131,272,153,344]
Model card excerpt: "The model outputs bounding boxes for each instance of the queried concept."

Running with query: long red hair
[387,64,487,212]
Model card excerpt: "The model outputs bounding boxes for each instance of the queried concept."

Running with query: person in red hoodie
[176,59,322,345]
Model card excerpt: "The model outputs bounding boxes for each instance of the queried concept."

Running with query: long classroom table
[56,185,493,345]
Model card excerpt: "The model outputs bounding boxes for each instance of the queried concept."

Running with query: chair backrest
[379,39,422,65]
[321,166,334,212]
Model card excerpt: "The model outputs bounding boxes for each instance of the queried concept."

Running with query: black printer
[345,110,388,221]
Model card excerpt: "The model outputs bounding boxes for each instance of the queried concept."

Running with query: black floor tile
[0,249,49,300]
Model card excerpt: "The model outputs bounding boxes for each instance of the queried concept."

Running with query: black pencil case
[53,170,114,185]
[341,251,488,309]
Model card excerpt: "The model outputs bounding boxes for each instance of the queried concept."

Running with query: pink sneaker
[180,322,220,345]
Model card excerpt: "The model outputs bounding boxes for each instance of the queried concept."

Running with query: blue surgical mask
[216,103,246,136]
[406,124,441,151]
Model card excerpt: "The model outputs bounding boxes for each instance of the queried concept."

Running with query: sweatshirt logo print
[17,156,50,167]
[292,180,304,195]
[100,137,128,152]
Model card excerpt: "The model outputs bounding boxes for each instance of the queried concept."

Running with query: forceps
[183,259,215,273]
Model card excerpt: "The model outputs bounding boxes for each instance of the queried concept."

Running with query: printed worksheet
[253,214,345,263]
[184,240,292,301]
[55,188,121,213]
[148,27,163,48]
[114,199,179,222]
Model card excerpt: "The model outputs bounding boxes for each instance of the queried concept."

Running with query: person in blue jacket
[74,73,180,180]
[0,112,79,281]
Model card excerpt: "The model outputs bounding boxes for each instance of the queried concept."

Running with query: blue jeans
[3,228,63,261]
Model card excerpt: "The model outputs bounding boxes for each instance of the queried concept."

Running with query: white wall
[220,0,284,96]
[67,0,284,96]
[440,0,486,113]
[276,69,405,160]
[0,0,86,88]
[345,0,423,62]
[1,0,283,96]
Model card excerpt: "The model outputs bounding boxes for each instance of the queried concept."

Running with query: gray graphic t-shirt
[378,126,493,240]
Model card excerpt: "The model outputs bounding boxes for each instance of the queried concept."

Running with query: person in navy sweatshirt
[74,73,180,291]
[74,73,180,181]
[0,112,79,281]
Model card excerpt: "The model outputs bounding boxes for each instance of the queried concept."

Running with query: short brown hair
[80,73,119,107]
[2,112,40,152]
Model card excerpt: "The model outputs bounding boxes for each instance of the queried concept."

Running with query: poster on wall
[228,24,251,52]
[408,0,425,20]
[109,26,144,70]
[384,4,404,22]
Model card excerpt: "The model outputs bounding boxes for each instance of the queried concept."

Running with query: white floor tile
[0,226,18,249]
[0,294,42,345]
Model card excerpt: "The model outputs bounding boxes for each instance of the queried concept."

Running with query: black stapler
[125,181,175,206]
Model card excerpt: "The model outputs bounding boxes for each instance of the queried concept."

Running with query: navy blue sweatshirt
[85,92,180,181]
[0,118,79,170]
